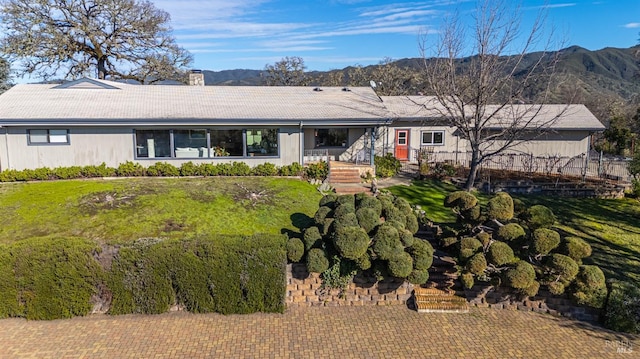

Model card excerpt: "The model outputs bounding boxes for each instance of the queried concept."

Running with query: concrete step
[413,287,469,313]
[333,183,372,195]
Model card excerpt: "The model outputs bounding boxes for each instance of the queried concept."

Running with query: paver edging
[464,282,603,323]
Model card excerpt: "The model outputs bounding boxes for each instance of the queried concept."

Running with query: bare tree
[0,0,192,83]
[261,56,309,86]
[419,0,565,190]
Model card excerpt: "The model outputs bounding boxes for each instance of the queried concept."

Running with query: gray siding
[0,126,302,171]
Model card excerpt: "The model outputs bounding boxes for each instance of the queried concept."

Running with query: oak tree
[0,0,192,83]
[261,56,309,86]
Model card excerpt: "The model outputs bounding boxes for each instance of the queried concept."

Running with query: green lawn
[387,179,640,284]
[0,177,322,245]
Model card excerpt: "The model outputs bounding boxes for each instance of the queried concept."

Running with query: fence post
[598,150,603,177]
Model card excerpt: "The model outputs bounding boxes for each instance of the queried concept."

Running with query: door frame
[394,129,410,161]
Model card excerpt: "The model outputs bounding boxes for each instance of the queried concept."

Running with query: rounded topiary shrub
[486,192,514,222]
[383,206,406,225]
[336,194,356,208]
[462,204,482,223]
[461,272,475,289]
[385,219,406,232]
[496,223,526,242]
[333,202,356,218]
[444,191,478,211]
[319,194,338,208]
[523,205,556,229]
[407,269,429,285]
[548,281,565,295]
[405,213,420,235]
[562,237,592,263]
[306,248,330,273]
[399,229,415,248]
[320,218,334,236]
[521,280,541,297]
[408,240,434,271]
[355,207,380,233]
[441,236,458,248]
[476,232,491,247]
[314,206,332,226]
[332,226,371,260]
[332,212,359,230]
[466,253,487,275]
[572,265,607,308]
[459,236,482,262]
[532,228,561,256]
[303,226,322,251]
[286,237,304,262]
[354,253,372,271]
[504,260,536,290]
[486,241,515,266]
[546,254,579,283]
[394,197,412,212]
[357,196,382,217]
[388,251,413,278]
[372,225,402,260]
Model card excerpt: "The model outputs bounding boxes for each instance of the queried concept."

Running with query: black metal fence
[409,149,632,183]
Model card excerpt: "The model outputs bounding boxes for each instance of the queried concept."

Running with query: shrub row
[0,161,327,182]
[0,234,286,320]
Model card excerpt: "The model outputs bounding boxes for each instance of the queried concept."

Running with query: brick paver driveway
[0,306,637,358]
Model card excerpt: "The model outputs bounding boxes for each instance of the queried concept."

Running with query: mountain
[200,46,640,106]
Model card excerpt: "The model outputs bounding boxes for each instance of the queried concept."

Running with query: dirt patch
[232,182,275,208]
[163,219,185,232]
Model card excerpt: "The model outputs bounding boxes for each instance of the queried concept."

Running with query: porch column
[370,127,376,165]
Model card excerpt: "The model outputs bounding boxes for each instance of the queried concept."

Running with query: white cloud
[623,22,640,29]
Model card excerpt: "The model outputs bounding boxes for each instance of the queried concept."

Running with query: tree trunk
[464,151,481,191]
[97,55,108,80]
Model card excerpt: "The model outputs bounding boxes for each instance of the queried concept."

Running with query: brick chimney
[189,69,205,86]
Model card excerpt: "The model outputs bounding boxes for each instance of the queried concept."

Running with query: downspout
[3,127,9,171]
[299,121,304,165]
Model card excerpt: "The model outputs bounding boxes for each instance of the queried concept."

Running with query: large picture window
[28,129,70,145]
[210,129,243,157]
[134,128,278,159]
[421,131,444,146]
[135,130,171,158]
[246,128,278,156]
[315,128,348,147]
[174,129,207,158]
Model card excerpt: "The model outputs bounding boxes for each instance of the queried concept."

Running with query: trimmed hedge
[0,161,313,182]
[0,237,102,320]
[0,234,287,320]
[109,234,286,315]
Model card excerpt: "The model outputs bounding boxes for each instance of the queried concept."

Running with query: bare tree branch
[419,0,567,190]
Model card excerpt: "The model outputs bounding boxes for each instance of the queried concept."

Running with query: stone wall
[465,283,602,323]
[286,263,413,307]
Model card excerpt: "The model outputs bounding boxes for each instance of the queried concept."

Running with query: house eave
[0,118,391,127]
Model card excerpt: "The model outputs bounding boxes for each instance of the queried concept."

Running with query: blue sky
[153,0,640,72]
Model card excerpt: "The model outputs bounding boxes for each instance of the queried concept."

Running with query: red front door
[394,129,409,161]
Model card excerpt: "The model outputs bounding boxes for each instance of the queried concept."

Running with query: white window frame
[420,130,445,146]
[27,129,70,145]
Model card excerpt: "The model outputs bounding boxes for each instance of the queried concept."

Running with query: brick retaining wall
[286,263,413,307]
[465,283,602,323]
